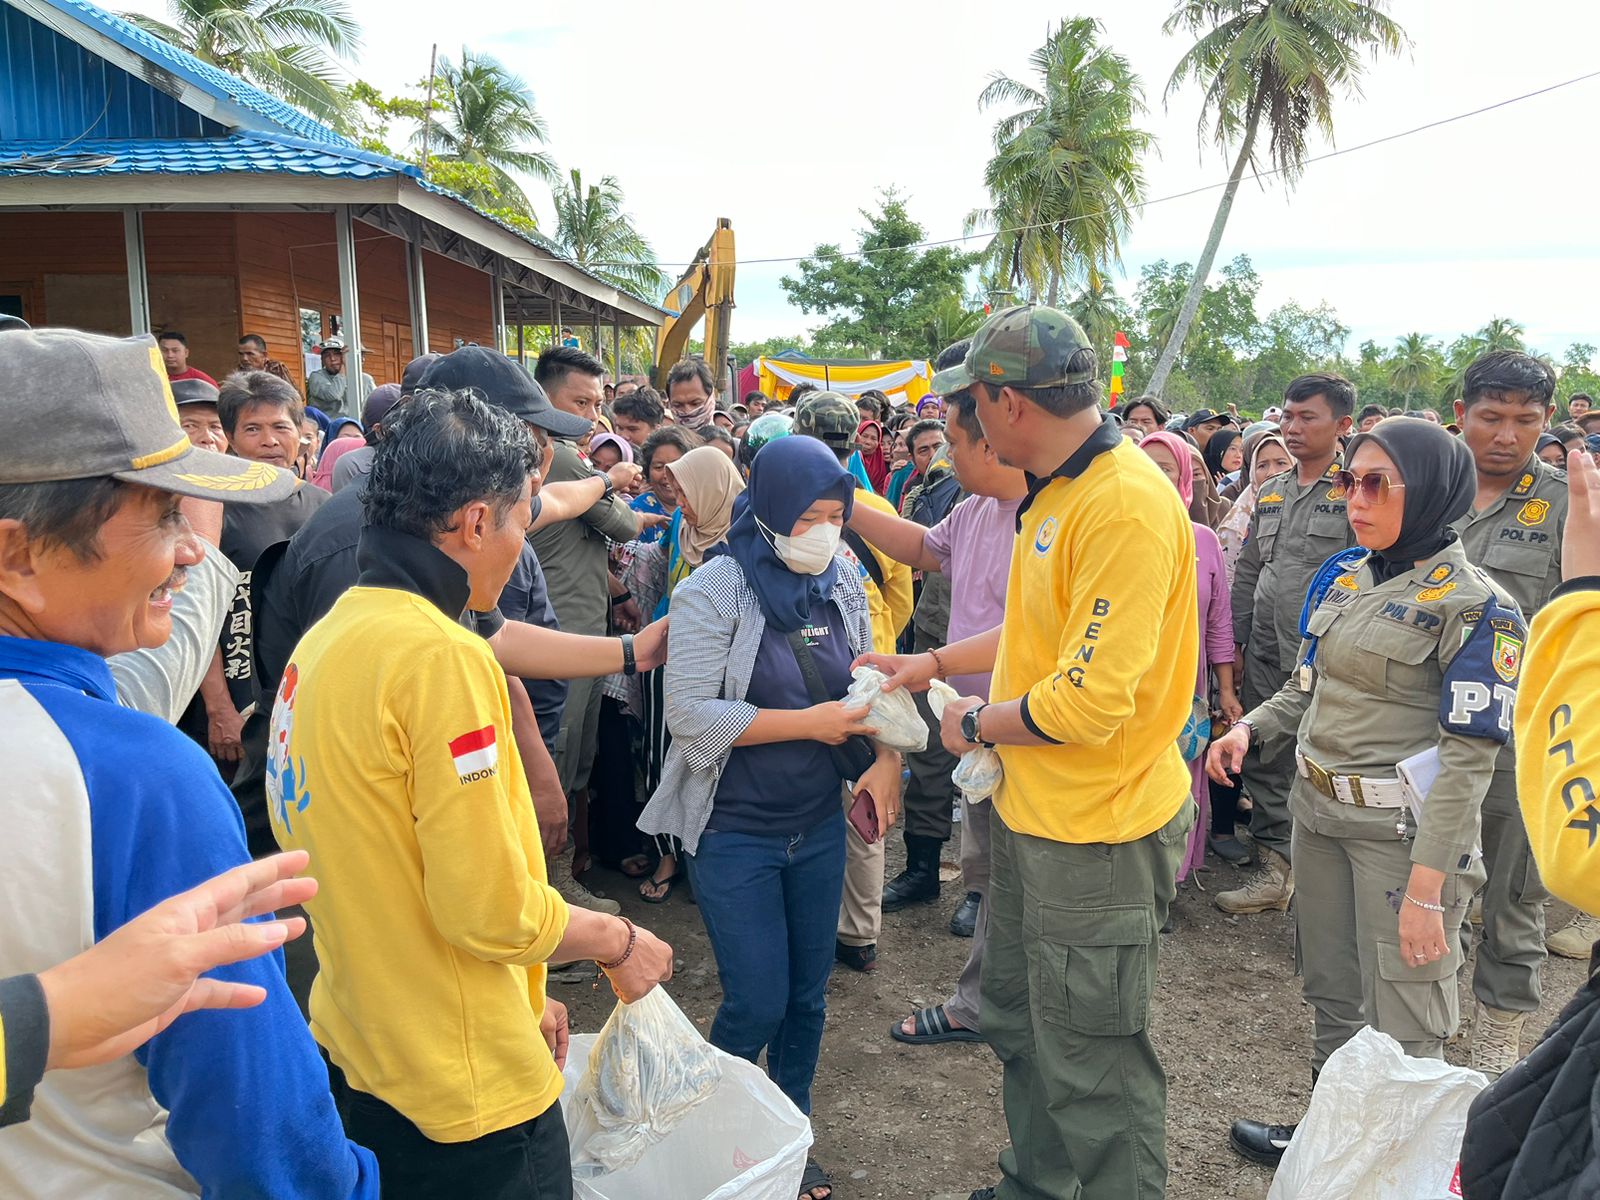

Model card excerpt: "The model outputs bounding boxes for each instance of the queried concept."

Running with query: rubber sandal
[800,1157,832,1199]
[639,867,682,904]
[890,1004,983,1045]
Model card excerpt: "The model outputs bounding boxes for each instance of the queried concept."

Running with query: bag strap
[785,629,834,704]
[841,527,886,591]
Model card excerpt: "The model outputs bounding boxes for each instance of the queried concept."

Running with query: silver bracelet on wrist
[1403,893,1445,914]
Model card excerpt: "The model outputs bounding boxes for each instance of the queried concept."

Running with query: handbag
[1177,694,1212,763]
[785,629,877,783]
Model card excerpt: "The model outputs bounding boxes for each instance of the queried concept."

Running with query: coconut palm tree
[1477,316,1526,354]
[121,0,360,126]
[968,18,1152,307]
[547,169,665,298]
[923,293,986,359]
[1145,0,1408,396]
[420,50,556,211]
[1068,277,1127,359]
[1386,332,1440,409]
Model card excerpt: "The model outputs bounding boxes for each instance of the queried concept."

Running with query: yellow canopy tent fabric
[756,357,933,408]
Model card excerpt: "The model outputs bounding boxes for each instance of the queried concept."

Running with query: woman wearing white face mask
[639,436,901,1200]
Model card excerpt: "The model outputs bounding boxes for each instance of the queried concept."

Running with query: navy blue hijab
[714,436,856,632]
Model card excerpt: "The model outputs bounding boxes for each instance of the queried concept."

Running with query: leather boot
[882,833,942,912]
[1229,1118,1298,1166]
[1216,846,1294,914]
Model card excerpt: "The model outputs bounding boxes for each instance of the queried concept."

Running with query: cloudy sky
[129,0,1600,357]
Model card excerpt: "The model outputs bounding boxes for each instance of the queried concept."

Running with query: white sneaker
[556,873,621,916]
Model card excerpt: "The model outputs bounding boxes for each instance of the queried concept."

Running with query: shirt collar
[0,635,118,703]
[1015,413,1123,530]
[356,526,472,619]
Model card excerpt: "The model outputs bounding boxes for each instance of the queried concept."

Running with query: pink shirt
[923,494,1023,700]
[1194,522,1235,690]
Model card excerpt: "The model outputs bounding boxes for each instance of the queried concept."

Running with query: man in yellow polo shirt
[268,389,673,1199]
[861,305,1197,1200]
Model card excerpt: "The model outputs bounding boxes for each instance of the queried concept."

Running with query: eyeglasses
[1329,469,1406,504]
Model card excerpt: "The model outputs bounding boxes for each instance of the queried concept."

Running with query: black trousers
[325,1058,573,1200]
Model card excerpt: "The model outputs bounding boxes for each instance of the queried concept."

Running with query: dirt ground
[566,835,1590,1200]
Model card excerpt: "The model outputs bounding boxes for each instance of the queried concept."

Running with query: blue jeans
[684,810,846,1115]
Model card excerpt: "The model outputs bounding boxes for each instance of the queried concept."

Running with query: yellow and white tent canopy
[756,357,933,408]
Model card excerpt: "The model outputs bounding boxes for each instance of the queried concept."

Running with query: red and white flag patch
[448,725,498,783]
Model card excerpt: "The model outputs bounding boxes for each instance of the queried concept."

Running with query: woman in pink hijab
[310,435,365,492]
[1139,432,1243,884]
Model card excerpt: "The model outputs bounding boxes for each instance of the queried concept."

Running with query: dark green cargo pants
[981,798,1192,1200]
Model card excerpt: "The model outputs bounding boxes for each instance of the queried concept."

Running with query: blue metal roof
[26,0,354,147]
[0,131,416,178]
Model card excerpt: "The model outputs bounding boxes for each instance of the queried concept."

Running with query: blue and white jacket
[0,636,378,1199]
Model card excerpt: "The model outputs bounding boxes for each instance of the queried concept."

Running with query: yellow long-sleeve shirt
[267,547,570,1143]
[1515,583,1600,916]
[851,487,915,654]
[991,425,1198,844]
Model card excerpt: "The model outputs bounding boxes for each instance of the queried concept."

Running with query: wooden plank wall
[0,209,497,393]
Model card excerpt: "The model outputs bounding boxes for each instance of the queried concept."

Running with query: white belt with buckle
[1295,750,1406,809]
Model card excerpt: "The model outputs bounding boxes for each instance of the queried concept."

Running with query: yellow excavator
[652,218,735,395]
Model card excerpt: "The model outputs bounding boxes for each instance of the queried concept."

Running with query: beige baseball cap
[0,328,298,502]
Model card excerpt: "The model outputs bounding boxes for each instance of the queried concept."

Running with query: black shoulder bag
[785,628,876,781]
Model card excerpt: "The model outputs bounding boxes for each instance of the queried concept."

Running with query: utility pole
[418,43,438,180]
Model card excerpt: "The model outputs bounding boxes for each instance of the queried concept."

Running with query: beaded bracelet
[598,917,638,970]
[928,647,949,681]
[1403,893,1445,913]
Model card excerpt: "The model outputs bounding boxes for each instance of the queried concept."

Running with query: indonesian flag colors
[1110,331,1129,405]
[448,725,498,783]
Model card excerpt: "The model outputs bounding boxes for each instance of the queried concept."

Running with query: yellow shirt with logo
[268,585,570,1143]
[851,486,915,653]
[991,434,1198,844]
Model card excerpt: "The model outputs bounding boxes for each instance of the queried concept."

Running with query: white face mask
[759,516,841,575]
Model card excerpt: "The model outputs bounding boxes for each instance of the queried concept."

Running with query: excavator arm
[653,218,735,395]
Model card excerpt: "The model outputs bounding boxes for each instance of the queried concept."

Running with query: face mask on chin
[758,516,841,575]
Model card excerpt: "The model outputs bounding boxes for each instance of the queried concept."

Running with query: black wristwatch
[961,703,993,748]
[619,633,636,676]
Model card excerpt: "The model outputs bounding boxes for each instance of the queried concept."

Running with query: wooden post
[123,208,150,335]
[334,207,364,395]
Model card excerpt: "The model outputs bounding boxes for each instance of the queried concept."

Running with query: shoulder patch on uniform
[1416,582,1457,603]
[1425,563,1456,585]
[1440,599,1525,743]
[1326,461,1342,477]
[1517,499,1551,527]
[1511,472,1536,496]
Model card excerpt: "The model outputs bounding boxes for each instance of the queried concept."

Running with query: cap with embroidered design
[0,327,298,501]
[929,303,1096,396]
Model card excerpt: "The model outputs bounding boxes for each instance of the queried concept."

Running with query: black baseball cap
[0,328,297,501]
[1182,408,1234,431]
[417,345,591,438]
[400,352,440,397]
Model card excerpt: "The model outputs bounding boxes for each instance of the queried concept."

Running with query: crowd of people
[0,301,1596,1200]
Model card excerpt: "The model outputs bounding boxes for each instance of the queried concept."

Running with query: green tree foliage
[1146,0,1408,396]
[418,50,557,211]
[121,0,361,126]
[547,169,666,297]
[969,18,1152,306]
[780,192,980,358]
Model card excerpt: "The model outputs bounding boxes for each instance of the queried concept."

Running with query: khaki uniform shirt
[1231,461,1357,672]
[1247,541,1519,875]
[526,439,638,636]
[1452,456,1564,769]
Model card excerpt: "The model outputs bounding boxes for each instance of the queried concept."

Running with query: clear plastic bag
[845,666,927,753]
[928,679,1003,802]
[569,988,723,1176]
[1267,1026,1486,1200]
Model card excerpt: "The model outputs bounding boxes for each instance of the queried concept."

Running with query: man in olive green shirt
[1450,350,1566,1077]
[1221,374,1357,914]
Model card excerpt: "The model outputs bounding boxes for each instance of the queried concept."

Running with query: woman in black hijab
[1209,417,1524,1166]
[1202,426,1243,484]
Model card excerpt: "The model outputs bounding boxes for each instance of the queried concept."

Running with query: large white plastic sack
[846,666,927,753]
[562,1034,812,1200]
[1267,1026,1486,1200]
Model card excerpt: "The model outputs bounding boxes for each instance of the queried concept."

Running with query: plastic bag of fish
[844,666,927,753]
[568,987,723,1176]
[928,679,1004,802]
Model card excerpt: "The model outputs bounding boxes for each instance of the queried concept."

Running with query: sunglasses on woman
[1329,469,1406,504]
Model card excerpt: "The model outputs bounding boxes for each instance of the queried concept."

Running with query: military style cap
[169,377,220,407]
[794,390,862,450]
[0,328,298,502]
[930,303,1095,395]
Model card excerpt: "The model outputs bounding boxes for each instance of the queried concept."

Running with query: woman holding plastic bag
[639,436,901,1200]
[1141,431,1241,884]
[1205,419,1520,1169]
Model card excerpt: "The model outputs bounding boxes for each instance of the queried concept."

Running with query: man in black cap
[1183,408,1233,453]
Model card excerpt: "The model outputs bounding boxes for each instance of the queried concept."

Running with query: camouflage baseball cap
[794,390,861,451]
[929,304,1095,395]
